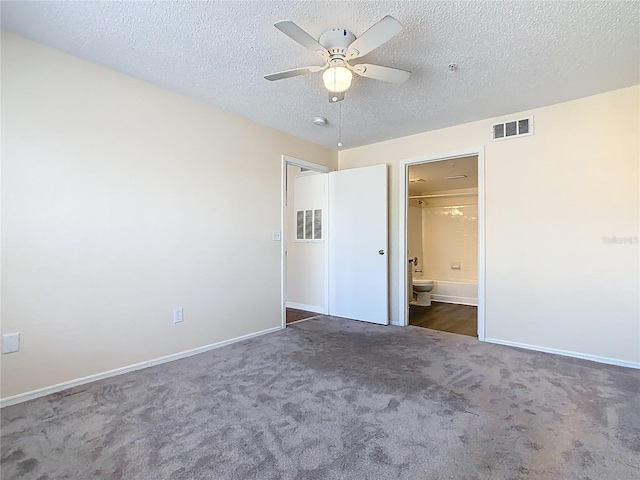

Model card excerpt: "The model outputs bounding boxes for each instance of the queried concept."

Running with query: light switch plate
[272,230,282,241]
[2,333,20,354]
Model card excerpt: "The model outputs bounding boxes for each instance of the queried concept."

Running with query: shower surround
[413,194,478,305]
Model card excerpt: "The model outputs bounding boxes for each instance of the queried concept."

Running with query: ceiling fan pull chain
[338,101,343,148]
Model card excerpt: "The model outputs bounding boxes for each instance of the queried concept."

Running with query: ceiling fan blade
[346,16,403,59]
[264,66,324,81]
[274,20,330,59]
[351,64,411,84]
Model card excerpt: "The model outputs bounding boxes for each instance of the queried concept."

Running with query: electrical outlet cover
[2,333,20,354]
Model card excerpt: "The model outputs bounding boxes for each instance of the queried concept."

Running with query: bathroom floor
[286,308,319,324]
[409,302,477,337]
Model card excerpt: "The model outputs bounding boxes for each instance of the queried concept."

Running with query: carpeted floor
[1,317,639,479]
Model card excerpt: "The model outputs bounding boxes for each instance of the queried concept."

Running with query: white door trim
[397,148,486,341]
[281,155,334,330]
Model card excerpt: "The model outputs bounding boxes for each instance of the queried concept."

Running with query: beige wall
[340,85,640,365]
[0,32,337,399]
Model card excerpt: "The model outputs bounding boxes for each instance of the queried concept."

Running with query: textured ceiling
[2,1,639,150]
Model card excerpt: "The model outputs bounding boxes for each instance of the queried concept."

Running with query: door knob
[379,250,385,255]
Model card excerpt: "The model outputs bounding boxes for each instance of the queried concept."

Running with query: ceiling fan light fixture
[322,66,352,93]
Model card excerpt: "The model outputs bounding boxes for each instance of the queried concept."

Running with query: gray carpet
[1,317,639,479]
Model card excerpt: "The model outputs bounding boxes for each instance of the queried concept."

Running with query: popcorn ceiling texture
[1,1,639,149]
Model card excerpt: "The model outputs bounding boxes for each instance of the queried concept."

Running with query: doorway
[281,156,332,329]
[281,157,390,328]
[399,149,486,340]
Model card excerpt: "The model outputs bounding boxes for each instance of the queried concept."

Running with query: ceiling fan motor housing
[319,29,357,58]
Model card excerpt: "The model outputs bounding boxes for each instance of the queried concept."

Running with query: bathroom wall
[407,205,423,270]
[421,193,478,282]
[286,165,327,313]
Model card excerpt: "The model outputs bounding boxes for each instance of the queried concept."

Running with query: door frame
[280,155,334,329]
[398,148,486,340]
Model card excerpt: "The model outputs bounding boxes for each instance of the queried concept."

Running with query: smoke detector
[313,116,328,126]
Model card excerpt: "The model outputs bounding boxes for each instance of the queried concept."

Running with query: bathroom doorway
[399,150,486,339]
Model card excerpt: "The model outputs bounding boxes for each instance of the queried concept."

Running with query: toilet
[412,276,434,306]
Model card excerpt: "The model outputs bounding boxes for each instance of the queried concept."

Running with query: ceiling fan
[264,16,411,100]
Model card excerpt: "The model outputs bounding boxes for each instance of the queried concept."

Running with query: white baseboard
[484,337,640,370]
[285,301,327,315]
[431,294,478,306]
[0,325,283,408]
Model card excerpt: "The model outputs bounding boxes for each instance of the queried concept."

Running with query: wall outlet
[173,308,183,324]
[2,333,20,354]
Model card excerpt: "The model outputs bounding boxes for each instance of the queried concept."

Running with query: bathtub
[430,280,478,306]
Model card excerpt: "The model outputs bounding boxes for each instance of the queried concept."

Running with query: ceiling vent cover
[492,116,533,141]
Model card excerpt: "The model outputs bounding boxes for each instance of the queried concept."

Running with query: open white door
[328,164,388,324]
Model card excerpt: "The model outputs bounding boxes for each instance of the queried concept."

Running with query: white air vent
[492,116,533,141]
